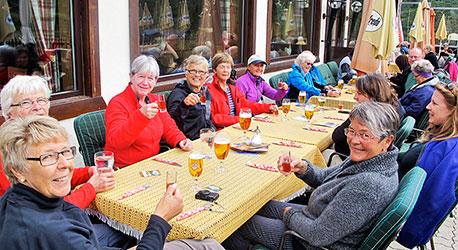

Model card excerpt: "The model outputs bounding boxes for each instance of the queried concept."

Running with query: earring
[19,178,25,183]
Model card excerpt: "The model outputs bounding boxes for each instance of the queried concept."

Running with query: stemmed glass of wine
[199,128,215,158]
[281,98,291,121]
[213,131,231,173]
[239,107,252,144]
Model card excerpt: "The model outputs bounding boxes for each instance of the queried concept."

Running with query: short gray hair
[184,55,209,71]
[349,102,400,139]
[0,75,51,119]
[0,116,69,184]
[294,50,316,66]
[192,45,212,60]
[411,59,434,74]
[130,55,160,76]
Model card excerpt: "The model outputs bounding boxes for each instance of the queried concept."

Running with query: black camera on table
[195,190,219,202]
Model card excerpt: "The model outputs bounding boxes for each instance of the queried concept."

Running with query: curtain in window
[19,0,35,44]
[198,0,223,54]
[0,0,16,42]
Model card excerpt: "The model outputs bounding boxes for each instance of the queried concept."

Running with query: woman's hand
[278,82,289,91]
[327,90,340,97]
[277,154,308,176]
[154,184,184,221]
[179,139,193,151]
[269,104,279,114]
[183,93,200,106]
[139,102,159,119]
[87,167,116,193]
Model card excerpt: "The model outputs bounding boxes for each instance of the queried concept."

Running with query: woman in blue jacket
[286,51,336,101]
[397,81,458,248]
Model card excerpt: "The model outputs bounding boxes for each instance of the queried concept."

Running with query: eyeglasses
[11,97,49,109]
[187,69,208,76]
[26,146,76,167]
[304,62,313,66]
[217,64,232,70]
[344,128,379,142]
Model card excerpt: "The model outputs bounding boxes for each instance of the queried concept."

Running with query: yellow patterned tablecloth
[308,86,357,110]
[90,135,325,243]
[245,108,349,151]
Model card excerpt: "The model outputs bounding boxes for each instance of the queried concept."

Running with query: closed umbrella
[409,1,425,47]
[159,0,174,31]
[283,1,296,42]
[362,0,397,60]
[422,0,432,48]
[176,0,190,50]
[436,14,447,53]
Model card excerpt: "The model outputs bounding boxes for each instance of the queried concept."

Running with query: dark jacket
[400,77,437,120]
[424,52,439,70]
[390,68,411,97]
[0,183,170,250]
[166,81,215,140]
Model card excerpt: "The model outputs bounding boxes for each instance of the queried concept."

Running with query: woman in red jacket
[208,52,278,128]
[104,55,192,167]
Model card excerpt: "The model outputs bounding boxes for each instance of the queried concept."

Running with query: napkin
[246,161,278,172]
[253,117,274,123]
[152,157,182,167]
[303,126,327,133]
[272,140,303,148]
[324,116,346,121]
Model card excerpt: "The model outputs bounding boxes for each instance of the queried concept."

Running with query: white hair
[1,75,51,119]
[130,55,160,76]
[294,50,316,66]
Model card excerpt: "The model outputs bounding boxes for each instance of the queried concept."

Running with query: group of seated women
[0,48,457,249]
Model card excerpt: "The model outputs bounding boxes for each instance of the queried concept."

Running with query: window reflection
[138,0,243,76]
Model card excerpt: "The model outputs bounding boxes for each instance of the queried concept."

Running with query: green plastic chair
[268,71,290,89]
[316,64,337,86]
[278,167,427,250]
[74,110,106,166]
[394,116,415,149]
[326,61,339,80]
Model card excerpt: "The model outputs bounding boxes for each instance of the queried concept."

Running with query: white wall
[255,0,268,59]
[98,0,131,103]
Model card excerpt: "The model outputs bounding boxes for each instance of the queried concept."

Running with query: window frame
[0,0,105,125]
[264,0,323,74]
[129,0,255,91]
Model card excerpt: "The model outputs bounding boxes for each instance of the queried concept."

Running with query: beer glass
[213,131,231,173]
[304,104,315,127]
[188,152,204,189]
[239,107,252,143]
[298,91,307,106]
[337,80,344,90]
[281,98,291,120]
[199,128,215,158]
[318,93,326,112]
[94,151,114,174]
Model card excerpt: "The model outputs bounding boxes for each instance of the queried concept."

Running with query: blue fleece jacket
[397,137,458,248]
[286,64,326,100]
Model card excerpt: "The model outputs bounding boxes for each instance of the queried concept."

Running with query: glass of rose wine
[213,132,231,173]
[199,87,207,105]
[94,151,114,174]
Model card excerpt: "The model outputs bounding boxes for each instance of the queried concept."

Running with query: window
[135,0,244,76]
[0,0,104,123]
[270,0,317,60]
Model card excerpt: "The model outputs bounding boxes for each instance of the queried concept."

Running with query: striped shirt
[226,86,236,116]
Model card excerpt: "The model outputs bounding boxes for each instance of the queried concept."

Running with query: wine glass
[281,98,291,120]
[188,152,204,190]
[94,151,114,174]
[199,128,215,158]
[213,131,231,173]
[304,104,315,128]
[239,107,252,143]
[157,94,167,112]
[318,93,326,112]
[298,91,307,106]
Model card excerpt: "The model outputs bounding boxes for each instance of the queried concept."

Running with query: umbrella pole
[438,40,442,54]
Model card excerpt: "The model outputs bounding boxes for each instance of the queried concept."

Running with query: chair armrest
[327,151,348,166]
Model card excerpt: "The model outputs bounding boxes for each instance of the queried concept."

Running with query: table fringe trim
[86,208,143,240]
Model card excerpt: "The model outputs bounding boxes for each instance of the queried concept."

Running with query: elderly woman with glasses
[105,55,192,167]
[400,59,439,120]
[0,75,115,209]
[166,55,215,140]
[397,82,458,248]
[223,102,400,249]
[208,52,278,128]
[286,50,336,101]
[0,116,185,249]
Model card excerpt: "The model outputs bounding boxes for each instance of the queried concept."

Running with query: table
[308,86,357,110]
[88,133,326,242]
[245,108,349,151]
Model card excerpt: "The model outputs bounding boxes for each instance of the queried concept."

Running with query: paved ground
[323,149,458,250]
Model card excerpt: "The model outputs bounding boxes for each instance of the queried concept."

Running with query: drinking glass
[157,94,167,112]
[304,104,315,127]
[281,98,291,120]
[298,91,307,106]
[199,128,215,158]
[188,152,204,190]
[279,151,292,173]
[338,99,344,111]
[94,151,114,174]
[318,93,326,112]
[166,170,177,190]
[337,80,344,90]
[199,87,207,105]
[213,132,231,173]
[239,107,252,143]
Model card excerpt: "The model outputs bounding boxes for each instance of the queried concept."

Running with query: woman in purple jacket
[236,54,288,103]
